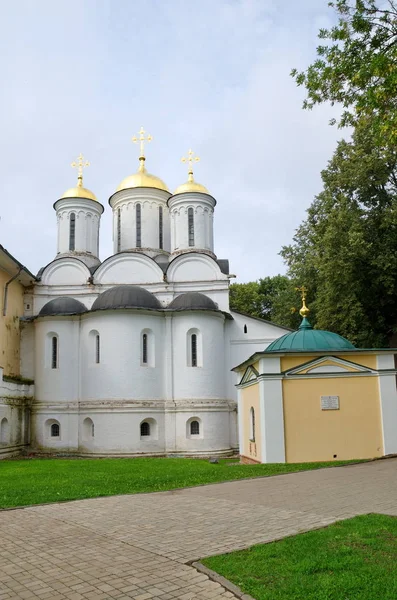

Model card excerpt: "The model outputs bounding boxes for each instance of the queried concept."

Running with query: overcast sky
[0,0,343,282]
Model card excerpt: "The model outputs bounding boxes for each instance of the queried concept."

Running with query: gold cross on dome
[295,285,308,302]
[181,149,200,181]
[71,153,90,187]
[132,126,152,160]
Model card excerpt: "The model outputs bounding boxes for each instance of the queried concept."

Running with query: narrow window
[51,336,58,369]
[159,206,163,249]
[136,203,142,247]
[188,207,194,246]
[190,420,200,435]
[244,324,248,334]
[95,334,100,364]
[117,208,121,252]
[142,333,148,364]
[51,423,60,437]
[250,407,255,442]
[69,213,76,251]
[191,334,197,367]
[140,421,150,436]
[91,422,95,437]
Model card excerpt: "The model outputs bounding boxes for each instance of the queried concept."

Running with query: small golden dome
[174,179,209,195]
[116,161,169,193]
[60,185,97,201]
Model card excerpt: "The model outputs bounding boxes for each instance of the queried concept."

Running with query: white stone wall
[169,192,215,254]
[0,367,33,459]
[54,197,103,257]
[110,188,171,254]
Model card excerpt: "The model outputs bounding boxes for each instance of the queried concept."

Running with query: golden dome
[116,160,169,193]
[174,179,209,195]
[60,185,97,201]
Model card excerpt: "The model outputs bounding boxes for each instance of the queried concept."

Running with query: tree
[229,275,301,329]
[291,1,397,142]
[281,118,397,347]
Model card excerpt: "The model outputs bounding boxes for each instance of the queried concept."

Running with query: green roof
[265,317,355,353]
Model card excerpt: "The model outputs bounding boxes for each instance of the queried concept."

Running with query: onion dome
[265,317,355,353]
[265,288,355,352]
[92,285,161,311]
[174,149,209,195]
[60,153,97,201]
[39,297,87,316]
[168,292,218,311]
[116,126,169,193]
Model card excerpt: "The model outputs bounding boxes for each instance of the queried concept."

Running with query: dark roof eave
[0,245,37,283]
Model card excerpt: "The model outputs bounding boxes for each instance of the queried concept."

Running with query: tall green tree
[281,119,397,347]
[229,276,301,329]
[291,0,397,142]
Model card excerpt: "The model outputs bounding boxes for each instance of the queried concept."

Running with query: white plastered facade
[20,175,290,457]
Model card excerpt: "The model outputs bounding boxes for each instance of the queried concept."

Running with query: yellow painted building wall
[0,270,24,376]
[241,384,261,462]
[281,354,378,372]
[283,374,383,462]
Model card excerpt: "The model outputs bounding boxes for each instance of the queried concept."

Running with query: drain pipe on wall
[3,267,22,316]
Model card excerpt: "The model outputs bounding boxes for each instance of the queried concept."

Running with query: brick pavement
[0,458,396,599]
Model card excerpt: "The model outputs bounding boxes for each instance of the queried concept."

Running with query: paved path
[0,459,396,599]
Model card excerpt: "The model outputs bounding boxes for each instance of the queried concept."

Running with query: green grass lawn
[202,514,397,600]
[0,456,362,509]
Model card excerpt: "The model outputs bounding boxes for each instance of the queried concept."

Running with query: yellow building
[234,295,397,464]
[0,245,35,377]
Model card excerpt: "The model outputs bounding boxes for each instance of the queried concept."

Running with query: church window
[83,417,94,440]
[190,420,200,435]
[250,407,255,442]
[191,334,197,367]
[142,333,148,364]
[136,203,142,247]
[51,423,60,437]
[95,334,100,364]
[117,209,121,252]
[159,206,163,249]
[51,336,58,369]
[140,421,150,436]
[188,208,194,246]
[244,324,248,334]
[0,418,10,444]
[69,213,76,251]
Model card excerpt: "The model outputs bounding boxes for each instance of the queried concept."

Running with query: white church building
[15,132,289,457]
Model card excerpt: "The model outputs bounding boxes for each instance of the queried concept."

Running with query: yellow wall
[0,270,24,376]
[283,374,383,462]
[281,354,378,372]
[241,384,261,461]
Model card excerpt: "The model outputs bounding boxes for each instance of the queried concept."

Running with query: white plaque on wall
[321,395,340,410]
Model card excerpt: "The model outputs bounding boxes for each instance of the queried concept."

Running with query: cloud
[0,0,343,282]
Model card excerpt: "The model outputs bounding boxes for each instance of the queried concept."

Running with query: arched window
[142,333,148,364]
[244,324,248,334]
[69,212,76,251]
[95,334,100,364]
[0,417,10,444]
[136,203,142,247]
[191,334,197,367]
[51,336,58,369]
[117,208,121,252]
[188,207,194,246]
[190,420,200,435]
[51,423,60,437]
[159,206,163,249]
[140,421,150,436]
[83,417,94,440]
[250,407,255,442]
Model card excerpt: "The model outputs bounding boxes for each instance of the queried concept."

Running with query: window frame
[51,336,58,369]
[136,203,142,247]
[140,421,150,437]
[51,423,60,437]
[188,207,194,247]
[117,208,121,252]
[69,212,76,251]
[191,333,197,367]
[159,206,163,249]
[95,334,100,364]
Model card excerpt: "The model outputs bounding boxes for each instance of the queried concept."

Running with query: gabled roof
[0,245,36,286]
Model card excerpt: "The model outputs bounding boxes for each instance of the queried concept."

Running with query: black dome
[168,292,218,311]
[39,297,87,316]
[92,285,162,311]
